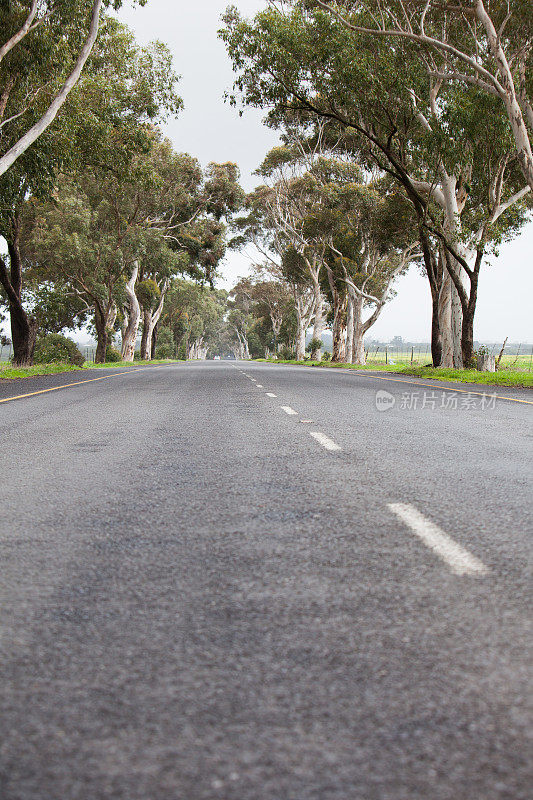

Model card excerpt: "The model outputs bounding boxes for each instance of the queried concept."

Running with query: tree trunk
[325,264,346,362]
[438,269,454,368]
[461,268,480,369]
[311,287,325,359]
[331,310,346,362]
[1,235,38,366]
[140,279,168,360]
[353,293,366,365]
[419,227,442,367]
[140,308,152,360]
[94,306,109,364]
[295,322,306,361]
[430,289,442,367]
[440,180,467,368]
[10,300,38,366]
[345,291,354,364]
[0,219,38,365]
[121,263,140,362]
[94,302,116,363]
[151,321,158,359]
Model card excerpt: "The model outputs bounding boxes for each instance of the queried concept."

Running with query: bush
[105,344,122,362]
[307,338,323,355]
[34,334,85,366]
[154,327,175,359]
[322,351,332,362]
[277,345,294,360]
[155,344,174,359]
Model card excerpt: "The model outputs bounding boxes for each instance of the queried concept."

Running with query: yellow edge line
[0,366,164,405]
[303,366,533,406]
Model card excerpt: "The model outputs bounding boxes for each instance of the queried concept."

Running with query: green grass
[256,359,533,388]
[0,359,182,380]
[329,350,533,372]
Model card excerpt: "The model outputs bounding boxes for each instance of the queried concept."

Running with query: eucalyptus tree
[0,0,148,179]
[247,132,415,362]
[133,158,244,360]
[322,183,418,363]
[221,1,532,368]
[159,280,227,360]
[247,267,294,353]
[1,17,181,364]
[314,0,533,191]
[235,172,326,361]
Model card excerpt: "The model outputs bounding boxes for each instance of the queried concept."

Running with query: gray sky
[119,1,532,342]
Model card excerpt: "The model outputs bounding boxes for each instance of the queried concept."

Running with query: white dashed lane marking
[281,406,298,416]
[309,431,341,451]
[388,503,489,576]
[266,392,277,398]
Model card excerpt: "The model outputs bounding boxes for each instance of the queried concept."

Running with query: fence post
[385,347,388,365]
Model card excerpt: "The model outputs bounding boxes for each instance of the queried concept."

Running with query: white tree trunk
[438,268,454,368]
[0,0,103,178]
[121,262,140,362]
[141,279,168,360]
[439,177,467,368]
[353,293,366,365]
[311,288,325,359]
[345,291,354,363]
[295,324,306,361]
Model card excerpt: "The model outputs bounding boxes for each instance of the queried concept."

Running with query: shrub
[155,344,174,359]
[154,327,175,359]
[322,351,332,362]
[105,344,122,362]
[307,338,323,355]
[277,345,294,360]
[34,334,85,366]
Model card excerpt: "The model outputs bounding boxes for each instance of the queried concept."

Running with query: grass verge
[0,359,182,380]
[255,359,533,388]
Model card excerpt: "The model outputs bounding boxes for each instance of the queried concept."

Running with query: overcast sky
[120,1,531,342]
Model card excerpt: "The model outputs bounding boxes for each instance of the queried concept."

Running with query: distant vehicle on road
[213,355,221,360]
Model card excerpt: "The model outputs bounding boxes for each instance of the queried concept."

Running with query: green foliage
[33,334,85,366]
[136,279,161,311]
[105,344,122,362]
[277,345,294,360]
[154,326,175,359]
[307,338,323,353]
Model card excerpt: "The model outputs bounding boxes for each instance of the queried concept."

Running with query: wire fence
[364,344,533,371]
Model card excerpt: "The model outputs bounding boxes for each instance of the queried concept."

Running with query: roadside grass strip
[309,431,342,451]
[388,503,489,576]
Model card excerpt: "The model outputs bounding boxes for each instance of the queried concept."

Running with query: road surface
[1,361,531,799]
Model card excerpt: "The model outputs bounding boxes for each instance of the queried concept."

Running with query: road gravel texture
[0,362,531,799]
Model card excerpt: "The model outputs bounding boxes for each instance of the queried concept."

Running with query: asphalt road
[0,361,531,800]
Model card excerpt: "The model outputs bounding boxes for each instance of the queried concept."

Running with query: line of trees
[1,2,530,369]
[220,0,532,368]
[0,3,244,365]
